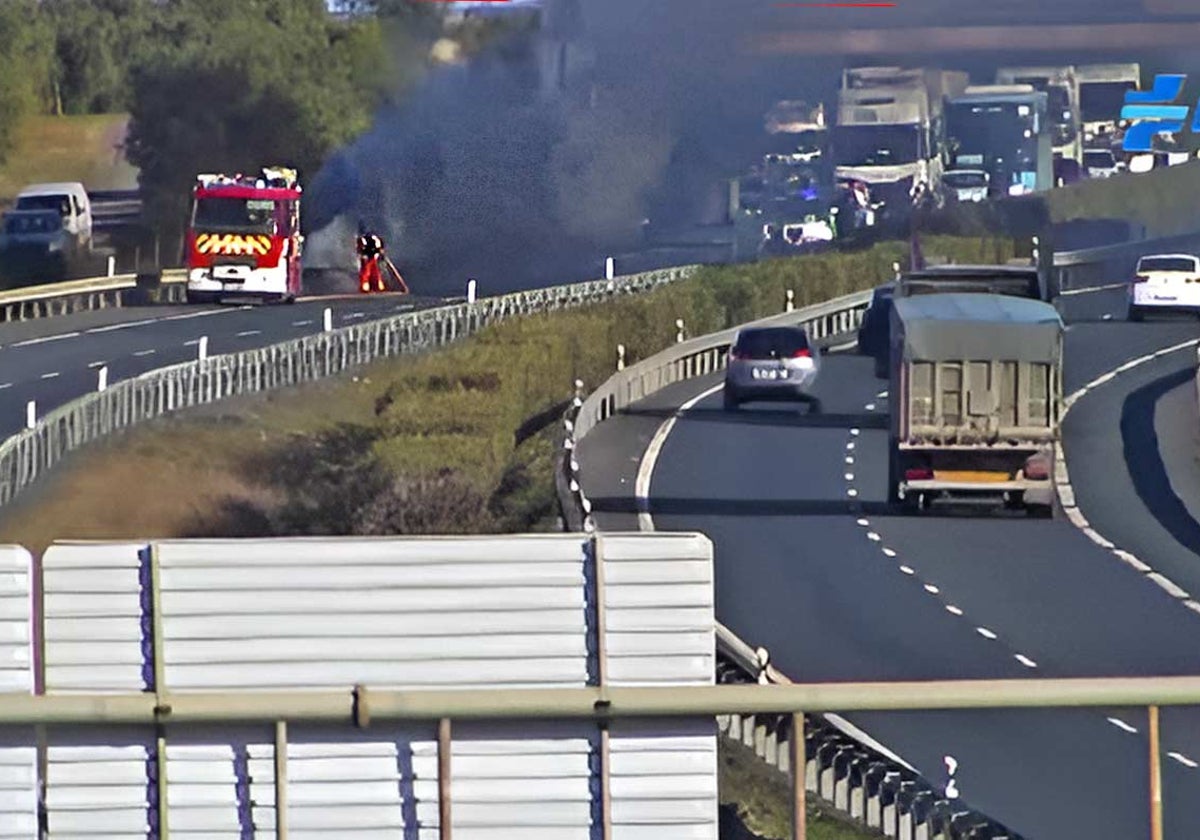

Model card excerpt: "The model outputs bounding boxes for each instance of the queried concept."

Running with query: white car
[942,169,990,202]
[1082,148,1124,179]
[1128,253,1200,321]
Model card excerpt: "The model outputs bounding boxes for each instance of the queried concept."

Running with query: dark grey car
[723,325,821,410]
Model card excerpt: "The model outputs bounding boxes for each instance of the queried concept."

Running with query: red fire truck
[185,167,302,304]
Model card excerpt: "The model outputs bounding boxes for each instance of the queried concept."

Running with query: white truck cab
[13,182,93,253]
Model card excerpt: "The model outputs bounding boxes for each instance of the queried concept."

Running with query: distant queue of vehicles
[739,60,1195,259]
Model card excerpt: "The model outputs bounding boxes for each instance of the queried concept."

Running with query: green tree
[40,0,158,115]
[125,0,393,237]
[0,2,54,164]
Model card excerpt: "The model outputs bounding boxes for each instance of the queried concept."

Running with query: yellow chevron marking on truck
[196,234,272,256]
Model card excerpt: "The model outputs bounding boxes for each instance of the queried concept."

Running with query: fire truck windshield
[192,196,277,234]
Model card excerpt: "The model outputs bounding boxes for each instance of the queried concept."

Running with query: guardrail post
[275,720,289,838]
[786,290,795,313]
[438,718,452,840]
[791,712,807,840]
[323,308,332,333]
[97,366,107,392]
[106,255,115,277]
[616,344,625,371]
[1150,704,1163,840]
[605,257,614,280]
[25,401,35,430]
[675,319,685,344]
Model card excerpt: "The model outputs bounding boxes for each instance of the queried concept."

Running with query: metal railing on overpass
[0,677,1184,840]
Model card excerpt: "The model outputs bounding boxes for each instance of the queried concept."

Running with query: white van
[13,182,93,253]
[1128,253,1200,321]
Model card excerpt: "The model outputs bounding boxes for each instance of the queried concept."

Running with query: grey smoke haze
[304,0,1200,294]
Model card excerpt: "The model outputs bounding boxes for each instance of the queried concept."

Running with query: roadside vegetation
[720,739,881,839]
[0,1,514,239]
[1042,158,1200,238]
[0,234,1014,554]
[0,114,135,210]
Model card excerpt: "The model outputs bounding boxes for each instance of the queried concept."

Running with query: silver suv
[723,325,822,411]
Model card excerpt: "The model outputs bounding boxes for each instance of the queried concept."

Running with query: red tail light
[792,348,811,358]
[1024,454,1050,481]
[905,468,934,481]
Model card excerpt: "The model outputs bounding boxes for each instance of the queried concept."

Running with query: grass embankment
[0,113,136,210]
[1043,158,1200,238]
[720,739,880,839]
[0,235,1013,556]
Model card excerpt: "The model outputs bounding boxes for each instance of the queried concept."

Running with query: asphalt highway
[579,287,1200,837]
[0,293,448,439]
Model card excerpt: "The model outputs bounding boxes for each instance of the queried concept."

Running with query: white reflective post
[97,366,108,392]
[605,257,614,280]
[323,308,332,332]
[198,336,208,362]
[467,279,477,304]
[25,401,35,429]
[106,255,116,277]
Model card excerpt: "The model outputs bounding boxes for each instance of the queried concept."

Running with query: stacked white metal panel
[0,546,36,838]
[37,533,718,838]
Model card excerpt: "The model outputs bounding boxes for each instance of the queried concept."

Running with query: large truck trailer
[886,293,1063,516]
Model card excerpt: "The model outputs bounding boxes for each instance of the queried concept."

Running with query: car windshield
[832,124,921,167]
[15,194,70,215]
[1080,81,1136,123]
[1083,150,1114,168]
[734,328,810,358]
[1138,257,1197,272]
[944,171,988,188]
[192,196,278,233]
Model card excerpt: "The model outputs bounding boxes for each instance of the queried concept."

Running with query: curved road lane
[580,348,1200,838]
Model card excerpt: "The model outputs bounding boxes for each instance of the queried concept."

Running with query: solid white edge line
[162,307,245,321]
[9,331,81,348]
[85,319,157,334]
[634,382,724,532]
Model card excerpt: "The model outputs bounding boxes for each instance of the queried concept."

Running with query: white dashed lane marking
[39,372,59,380]
[1107,718,1138,734]
[1170,752,1200,769]
[976,627,999,640]
[236,330,261,337]
[1014,654,1038,669]
[87,361,105,369]
[0,383,10,390]
[292,320,312,326]
[133,349,156,357]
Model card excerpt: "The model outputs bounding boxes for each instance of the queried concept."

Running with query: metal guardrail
[0,268,187,321]
[0,265,694,507]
